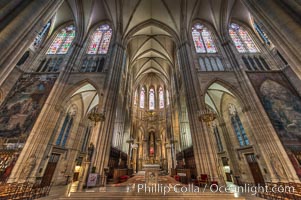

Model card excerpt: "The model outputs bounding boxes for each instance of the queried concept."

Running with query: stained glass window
[229,23,259,53]
[87,29,103,54]
[140,87,145,108]
[159,87,164,109]
[192,23,217,53]
[229,27,246,53]
[253,22,270,45]
[56,114,70,146]
[149,88,155,110]
[56,114,74,147]
[134,89,138,105]
[213,126,223,152]
[229,104,250,147]
[166,90,170,105]
[32,21,51,48]
[87,24,112,54]
[47,25,75,55]
[81,126,91,152]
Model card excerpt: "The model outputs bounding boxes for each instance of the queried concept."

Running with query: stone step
[59,191,245,200]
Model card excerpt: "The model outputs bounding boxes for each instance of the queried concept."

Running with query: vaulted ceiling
[50,0,253,40]
[128,27,174,86]
[49,0,254,88]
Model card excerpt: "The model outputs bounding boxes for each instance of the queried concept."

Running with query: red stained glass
[87,24,112,54]
[47,25,75,55]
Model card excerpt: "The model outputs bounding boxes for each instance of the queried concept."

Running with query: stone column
[143,139,148,162]
[220,27,299,182]
[7,34,84,183]
[78,159,90,190]
[133,147,138,173]
[218,121,240,177]
[165,144,172,174]
[241,0,301,78]
[0,0,64,85]
[92,34,126,184]
[0,0,23,20]
[126,140,133,169]
[177,42,219,179]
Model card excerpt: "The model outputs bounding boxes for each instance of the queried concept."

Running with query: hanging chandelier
[88,109,105,124]
[199,109,217,126]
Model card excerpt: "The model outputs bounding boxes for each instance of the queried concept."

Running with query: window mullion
[237,30,249,53]
[57,32,69,54]
[96,31,104,55]
[62,116,73,147]
[200,32,207,53]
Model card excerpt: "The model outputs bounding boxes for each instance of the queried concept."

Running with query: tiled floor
[39,178,265,199]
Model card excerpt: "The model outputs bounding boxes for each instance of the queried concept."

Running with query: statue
[87,143,94,162]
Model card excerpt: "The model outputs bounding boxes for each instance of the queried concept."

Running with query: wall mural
[0,73,57,182]
[260,79,301,177]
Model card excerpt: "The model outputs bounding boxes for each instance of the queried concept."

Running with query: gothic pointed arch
[190,20,227,71]
[46,24,76,55]
[149,87,155,110]
[203,79,246,114]
[86,24,112,55]
[139,86,146,109]
[191,22,217,53]
[229,22,259,53]
[61,79,101,105]
[123,19,180,46]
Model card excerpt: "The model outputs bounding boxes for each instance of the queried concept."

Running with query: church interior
[0,0,301,199]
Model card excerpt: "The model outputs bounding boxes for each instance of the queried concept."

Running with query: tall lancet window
[229,23,259,53]
[159,87,164,109]
[140,87,145,108]
[213,125,223,152]
[149,88,155,110]
[56,105,77,147]
[166,90,170,105]
[32,20,51,49]
[134,89,138,106]
[228,104,250,147]
[47,25,75,55]
[87,24,112,54]
[192,23,217,53]
[253,22,270,46]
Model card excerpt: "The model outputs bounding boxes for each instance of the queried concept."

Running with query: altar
[143,164,160,185]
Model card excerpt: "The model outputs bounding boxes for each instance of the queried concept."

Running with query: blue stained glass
[56,114,70,145]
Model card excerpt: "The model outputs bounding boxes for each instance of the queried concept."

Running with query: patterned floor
[38,175,264,199]
[112,174,181,187]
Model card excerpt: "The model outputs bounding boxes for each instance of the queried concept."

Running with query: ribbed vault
[48,0,254,44]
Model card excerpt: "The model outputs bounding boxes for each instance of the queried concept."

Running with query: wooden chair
[0,184,10,200]
[210,180,218,189]
[7,183,19,200]
[174,175,180,182]
[17,182,34,200]
[42,183,53,197]
[32,185,44,199]
[197,174,209,187]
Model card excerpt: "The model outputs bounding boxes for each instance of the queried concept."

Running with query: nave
[0,0,301,199]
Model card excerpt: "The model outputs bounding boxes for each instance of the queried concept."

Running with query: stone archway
[204,81,263,185]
